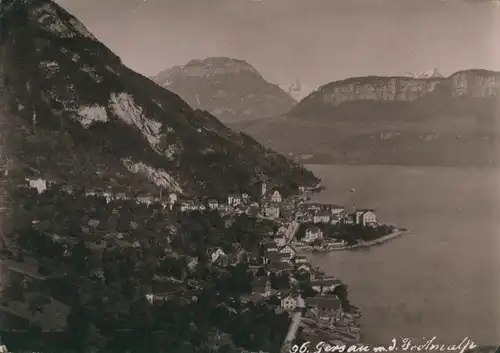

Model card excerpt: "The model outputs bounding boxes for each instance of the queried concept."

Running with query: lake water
[305,164,500,347]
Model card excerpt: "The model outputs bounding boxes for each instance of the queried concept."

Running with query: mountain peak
[158,57,263,80]
[152,58,296,122]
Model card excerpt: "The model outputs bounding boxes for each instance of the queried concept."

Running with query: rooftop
[311,278,343,286]
[307,294,342,309]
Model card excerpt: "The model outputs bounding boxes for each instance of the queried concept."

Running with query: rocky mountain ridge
[151,57,297,122]
[293,69,500,113]
[235,69,500,167]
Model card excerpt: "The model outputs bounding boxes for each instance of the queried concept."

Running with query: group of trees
[2,184,290,352]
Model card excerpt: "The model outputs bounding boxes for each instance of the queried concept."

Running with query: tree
[270,273,290,290]
[3,281,25,301]
[331,284,351,311]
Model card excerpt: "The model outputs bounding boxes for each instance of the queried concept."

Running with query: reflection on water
[305,165,500,347]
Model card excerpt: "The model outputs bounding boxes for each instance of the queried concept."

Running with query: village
[76,179,379,348]
[13,178,400,350]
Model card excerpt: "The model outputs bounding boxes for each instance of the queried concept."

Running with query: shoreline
[294,229,409,253]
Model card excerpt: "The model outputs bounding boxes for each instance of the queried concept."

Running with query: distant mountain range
[151,58,297,122]
[233,70,500,167]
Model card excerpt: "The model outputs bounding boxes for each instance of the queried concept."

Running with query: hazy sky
[56,0,500,87]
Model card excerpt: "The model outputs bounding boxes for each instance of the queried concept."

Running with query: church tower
[261,181,267,197]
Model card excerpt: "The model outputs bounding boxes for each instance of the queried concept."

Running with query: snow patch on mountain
[109,92,163,149]
[403,68,443,79]
[77,105,108,128]
[121,158,183,193]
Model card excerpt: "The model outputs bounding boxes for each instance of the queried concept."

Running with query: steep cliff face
[294,70,500,112]
[237,69,500,167]
[151,57,297,122]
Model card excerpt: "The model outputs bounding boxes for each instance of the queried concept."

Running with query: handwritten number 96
[290,342,310,353]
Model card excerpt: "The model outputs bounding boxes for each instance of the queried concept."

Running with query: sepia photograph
[0,0,499,352]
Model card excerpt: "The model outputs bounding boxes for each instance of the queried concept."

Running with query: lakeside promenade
[294,230,408,254]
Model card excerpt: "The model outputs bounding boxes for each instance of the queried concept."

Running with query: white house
[279,244,296,258]
[207,199,219,210]
[227,194,242,207]
[330,206,345,216]
[313,211,331,224]
[355,210,378,227]
[210,248,226,263]
[26,178,47,194]
[271,190,282,203]
[264,203,280,219]
[169,193,178,204]
[281,294,305,311]
[303,226,323,243]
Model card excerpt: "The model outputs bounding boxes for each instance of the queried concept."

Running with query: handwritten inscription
[290,337,477,353]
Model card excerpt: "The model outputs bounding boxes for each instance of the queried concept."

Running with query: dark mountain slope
[236,71,500,166]
[152,57,297,123]
[0,0,317,198]
[0,1,314,350]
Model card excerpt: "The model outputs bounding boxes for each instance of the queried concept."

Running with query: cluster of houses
[244,226,347,325]
[69,181,289,219]
[296,203,378,228]
[25,178,377,232]
[249,265,346,324]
